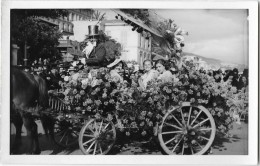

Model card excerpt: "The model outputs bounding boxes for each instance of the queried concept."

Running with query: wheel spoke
[193,118,209,128]
[59,130,68,143]
[190,146,194,154]
[200,136,210,141]
[187,107,192,125]
[55,129,66,136]
[106,138,115,141]
[88,125,95,134]
[83,137,95,146]
[71,131,79,137]
[103,123,110,130]
[162,131,183,135]
[197,142,203,149]
[165,137,176,145]
[83,134,95,138]
[65,134,69,145]
[93,142,97,155]
[164,122,182,130]
[94,120,97,131]
[172,136,184,153]
[99,143,103,155]
[181,143,185,155]
[86,141,96,152]
[99,120,103,133]
[170,114,183,127]
[190,110,202,126]
[199,128,212,131]
[180,109,185,123]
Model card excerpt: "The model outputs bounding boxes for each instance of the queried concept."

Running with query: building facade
[50,9,94,61]
[100,20,152,69]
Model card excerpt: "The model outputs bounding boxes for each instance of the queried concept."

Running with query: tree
[11,9,68,65]
[92,10,106,23]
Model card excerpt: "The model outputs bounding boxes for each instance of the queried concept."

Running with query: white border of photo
[1,0,258,165]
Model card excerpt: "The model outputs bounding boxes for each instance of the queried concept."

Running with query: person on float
[84,25,108,68]
[68,66,80,81]
[155,59,173,83]
[107,58,124,83]
[138,59,159,90]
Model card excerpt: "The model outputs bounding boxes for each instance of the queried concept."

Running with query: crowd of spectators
[22,58,248,93]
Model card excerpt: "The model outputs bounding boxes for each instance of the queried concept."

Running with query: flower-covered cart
[46,63,246,155]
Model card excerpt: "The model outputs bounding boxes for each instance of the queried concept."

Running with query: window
[139,51,143,67]
[59,22,63,30]
[139,34,142,47]
[121,31,127,51]
[145,39,148,49]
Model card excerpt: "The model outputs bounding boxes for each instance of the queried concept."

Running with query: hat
[86,25,100,38]
[107,58,122,68]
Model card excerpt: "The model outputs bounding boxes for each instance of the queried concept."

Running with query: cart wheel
[158,102,216,155]
[79,118,116,155]
[53,120,79,148]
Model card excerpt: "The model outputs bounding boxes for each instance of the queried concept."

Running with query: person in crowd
[43,59,48,65]
[238,74,248,90]
[32,59,38,66]
[47,65,62,90]
[207,69,214,77]
[213,70,222,83]
[138,59,159,90]
[24,66,30,73]
[230,68,239,88]
[38,58,43,65]
[155,59,174,83]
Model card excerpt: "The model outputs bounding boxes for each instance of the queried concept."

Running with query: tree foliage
[11,9,68,64]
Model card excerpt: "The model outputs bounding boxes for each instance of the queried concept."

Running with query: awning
[112,9,162,38]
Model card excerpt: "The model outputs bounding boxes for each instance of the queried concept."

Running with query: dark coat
[85,43,108,67]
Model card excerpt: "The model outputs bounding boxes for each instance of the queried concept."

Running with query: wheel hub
[94,131,99,138]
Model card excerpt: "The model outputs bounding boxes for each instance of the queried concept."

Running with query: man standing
[84,25,108,67]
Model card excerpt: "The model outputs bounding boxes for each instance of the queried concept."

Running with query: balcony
[58,21,74,35]
[57,40,73,48]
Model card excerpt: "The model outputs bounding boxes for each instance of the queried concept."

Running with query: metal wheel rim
[79,118,116,155]
[158,102,216,155]
[53,120,79,148]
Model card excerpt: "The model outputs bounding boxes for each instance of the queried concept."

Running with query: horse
[11,67,54,154]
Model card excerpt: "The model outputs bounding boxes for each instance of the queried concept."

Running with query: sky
[154,9,248,65]
[101,9,249,65]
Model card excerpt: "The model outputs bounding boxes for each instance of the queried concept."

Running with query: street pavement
[10,121,248,155]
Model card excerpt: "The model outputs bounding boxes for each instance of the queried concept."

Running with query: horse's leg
[22,112,41,154]
[11,111,23,154]
[40,113,55,147]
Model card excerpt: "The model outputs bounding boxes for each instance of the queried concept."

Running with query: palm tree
[92,10,106,24]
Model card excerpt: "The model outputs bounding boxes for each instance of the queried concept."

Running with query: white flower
[64,76,69,82]
[81,78,89,86]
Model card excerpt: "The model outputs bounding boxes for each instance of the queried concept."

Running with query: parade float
[47,10,248,155]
